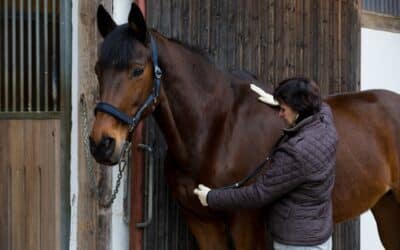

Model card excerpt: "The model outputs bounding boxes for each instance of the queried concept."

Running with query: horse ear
[128,3,148,44]
[97,4,116,38]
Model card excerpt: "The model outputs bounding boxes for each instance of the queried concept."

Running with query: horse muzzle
[89,136,119,165]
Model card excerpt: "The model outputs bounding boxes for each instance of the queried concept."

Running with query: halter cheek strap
[94,35,162,136]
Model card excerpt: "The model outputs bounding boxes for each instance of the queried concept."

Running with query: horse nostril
[99,136,116,158]
[89,136,116,162]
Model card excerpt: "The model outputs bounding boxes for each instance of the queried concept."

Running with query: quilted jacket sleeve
[207,146,307,210]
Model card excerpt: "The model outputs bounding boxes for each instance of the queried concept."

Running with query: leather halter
[94,35,162,139]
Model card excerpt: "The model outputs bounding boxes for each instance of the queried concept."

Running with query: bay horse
[90,3,400,250]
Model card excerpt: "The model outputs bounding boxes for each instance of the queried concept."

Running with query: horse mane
[166,36,213,62]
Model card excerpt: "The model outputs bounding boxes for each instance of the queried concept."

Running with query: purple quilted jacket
[207,103,338,246]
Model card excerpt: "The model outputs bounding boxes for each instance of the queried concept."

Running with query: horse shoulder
[208,84,282,185]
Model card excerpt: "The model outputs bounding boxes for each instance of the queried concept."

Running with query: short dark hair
[273,77,321,121]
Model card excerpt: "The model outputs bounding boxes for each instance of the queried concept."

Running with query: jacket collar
[282,113,320,135]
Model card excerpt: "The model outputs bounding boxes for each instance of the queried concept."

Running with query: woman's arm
[206,147,306,210]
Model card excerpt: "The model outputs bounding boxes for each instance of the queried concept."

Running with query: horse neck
[152,33,233,165]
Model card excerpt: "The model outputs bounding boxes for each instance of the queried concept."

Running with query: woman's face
[278,102,298,126]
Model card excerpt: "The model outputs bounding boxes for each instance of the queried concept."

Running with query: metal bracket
[135,143,154,228]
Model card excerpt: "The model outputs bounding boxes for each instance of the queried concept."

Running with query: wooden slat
[295,0,304,76]
[0,121,11,250]
[10,120,26,250]
[218,0,227,69]
[209,0,219,64]
[275,0,283,81]
[40,120,60,250]
[40,120,53,249]
[303,0,312,79]
[251,1,260,74]
[282,0,290,77]
[53,121,61,250]
[25,120,41,250]
[266,0,275,85]
[242,1,250,71]
[361,11,400,33]
[288,0,297,76]
[188,0,199,46]
[317,0,325,93]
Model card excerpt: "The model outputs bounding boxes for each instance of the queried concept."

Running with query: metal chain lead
[80,97,130,208]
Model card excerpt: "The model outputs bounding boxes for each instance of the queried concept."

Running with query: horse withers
[90,3,400,250]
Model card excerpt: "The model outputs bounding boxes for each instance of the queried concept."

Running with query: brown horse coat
[90,4,400,249]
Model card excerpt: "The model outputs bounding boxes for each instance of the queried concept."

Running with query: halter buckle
[128,118,137,133]
[154,65,162,79]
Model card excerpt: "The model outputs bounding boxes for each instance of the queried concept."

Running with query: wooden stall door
[0,120,61,250]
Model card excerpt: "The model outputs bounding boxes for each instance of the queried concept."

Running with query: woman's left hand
[193,184,211,206]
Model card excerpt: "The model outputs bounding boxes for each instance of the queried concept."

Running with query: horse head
[90,3,158,165]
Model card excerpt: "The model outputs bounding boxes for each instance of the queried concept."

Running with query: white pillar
[69,0,80,249]
[111,3,132,250]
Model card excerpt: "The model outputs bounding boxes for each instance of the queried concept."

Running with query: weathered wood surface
[0,120,61,250]
[77,1,113,250]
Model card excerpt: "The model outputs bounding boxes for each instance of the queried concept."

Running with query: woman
[194,77,338,250]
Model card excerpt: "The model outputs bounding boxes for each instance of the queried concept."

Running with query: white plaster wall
[111,1,132,250]
[69,0,79,249]
[360,27,400,250]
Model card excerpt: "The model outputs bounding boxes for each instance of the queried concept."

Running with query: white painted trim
[69,0,79,249]
[111,2,132,250]
[113,1,131,25]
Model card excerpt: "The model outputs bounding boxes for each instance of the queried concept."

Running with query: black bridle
[94,35,162,140]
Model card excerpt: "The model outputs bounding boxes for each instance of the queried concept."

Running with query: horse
[90,3,400,250]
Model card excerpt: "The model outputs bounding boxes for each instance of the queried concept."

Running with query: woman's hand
[193,184,211,206]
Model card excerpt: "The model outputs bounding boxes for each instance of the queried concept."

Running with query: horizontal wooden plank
[362,10,400,33]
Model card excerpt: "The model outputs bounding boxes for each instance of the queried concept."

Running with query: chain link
[80,97,130,208]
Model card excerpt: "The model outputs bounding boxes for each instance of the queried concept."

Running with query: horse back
[326,89,400,221]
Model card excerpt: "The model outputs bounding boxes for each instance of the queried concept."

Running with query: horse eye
[132,68,144,77]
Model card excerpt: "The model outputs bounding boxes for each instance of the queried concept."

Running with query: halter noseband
[94,35,162,138]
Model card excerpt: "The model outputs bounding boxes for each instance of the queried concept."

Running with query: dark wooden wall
[146,0,360,95]
[144,0,361,249]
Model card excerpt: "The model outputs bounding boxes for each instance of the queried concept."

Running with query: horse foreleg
[182,210,229,250]
[229,210,269,250]
[371,192,400,250]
